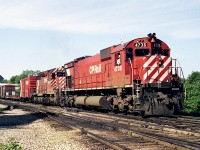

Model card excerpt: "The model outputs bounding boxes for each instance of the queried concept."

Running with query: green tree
[6,70,40,97]
[10,75,20,84]
[9,70,40,84]
[187,71,200,84]
[184,71,200,114]
[0,75,4,83]
[1,79,9,83]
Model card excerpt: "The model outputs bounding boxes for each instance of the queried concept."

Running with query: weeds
[0,138,23,150]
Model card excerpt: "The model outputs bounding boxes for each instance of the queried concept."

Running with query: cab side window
[51,73,56,79]
[152,48,169,56]
[152,48,162,55]
[126,47,133,60]
[115,53,121,65]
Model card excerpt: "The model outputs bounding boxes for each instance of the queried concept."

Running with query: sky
[0,0,200,79]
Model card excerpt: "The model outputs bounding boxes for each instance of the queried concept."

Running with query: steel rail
[60,113,199,150]
[1,100,199,150]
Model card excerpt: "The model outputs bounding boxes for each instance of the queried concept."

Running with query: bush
[0,138,23,150]
[184,71,200,115]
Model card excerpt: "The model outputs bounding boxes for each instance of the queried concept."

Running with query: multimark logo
[89,64,102,74]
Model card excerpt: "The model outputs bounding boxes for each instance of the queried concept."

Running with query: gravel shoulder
[0,104,100,150]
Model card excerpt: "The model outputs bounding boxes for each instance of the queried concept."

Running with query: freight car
[20,33,184,116]
[20,76,36,101]
[0,84,19,100]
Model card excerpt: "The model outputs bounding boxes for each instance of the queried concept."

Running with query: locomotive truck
[20,33,184,116]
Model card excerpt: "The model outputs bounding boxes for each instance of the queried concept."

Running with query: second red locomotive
[20,33,184,116]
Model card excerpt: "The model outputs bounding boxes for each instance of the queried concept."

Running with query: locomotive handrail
[128,58,134,97]
[177,59,185,79]
[171,58,185,78]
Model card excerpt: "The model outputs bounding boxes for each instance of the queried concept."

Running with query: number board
[134,40,147,47]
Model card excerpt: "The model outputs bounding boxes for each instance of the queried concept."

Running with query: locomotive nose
[156,55,163,67]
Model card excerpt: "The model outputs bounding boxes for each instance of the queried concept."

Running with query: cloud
[0,0,200,79]
[0,0,110,33]
[0,0,200,37]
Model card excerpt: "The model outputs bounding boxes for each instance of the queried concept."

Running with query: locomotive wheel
[67,102,71,107]
[173,102,180,115]
[114,105,119,114]
[123,105,129,115]
[140,111,145,118]
[133,112,139,116]
[175,98,183,115]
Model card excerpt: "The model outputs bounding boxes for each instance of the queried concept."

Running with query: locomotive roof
[64,35,169,65]
[65,56,91,66]
[0,83,20,86]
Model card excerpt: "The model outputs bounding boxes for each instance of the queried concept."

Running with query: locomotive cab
[120,33,184,116]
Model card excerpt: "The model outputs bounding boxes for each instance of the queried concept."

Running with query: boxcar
[20,76,37,101]
[0,84,19,100]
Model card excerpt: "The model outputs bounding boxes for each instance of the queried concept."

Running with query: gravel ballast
[0,104,100,150]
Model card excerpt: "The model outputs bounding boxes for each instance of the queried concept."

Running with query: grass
[0,138,23,150]
[181,109,200,117]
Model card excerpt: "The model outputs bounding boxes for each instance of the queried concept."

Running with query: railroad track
[1,99,200,150]
[46,112,129,150]
[70,108,200,133]
[49,112,176,150]
[0,100,123,150]
[59,107,200,137]
[44,107,200,150]
[59,111,200,149]
[109,112,200,133]
[61,109,200,138]
[180,116,200,121]
[148,116,200,132]
[0,100,170,149]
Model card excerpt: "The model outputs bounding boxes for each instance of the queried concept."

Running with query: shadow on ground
[0,111,47,128]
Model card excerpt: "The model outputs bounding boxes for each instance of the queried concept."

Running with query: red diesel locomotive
[20,33,184,116]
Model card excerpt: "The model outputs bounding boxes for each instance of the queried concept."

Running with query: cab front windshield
[152,48,169,56]
[135,48,169,57]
